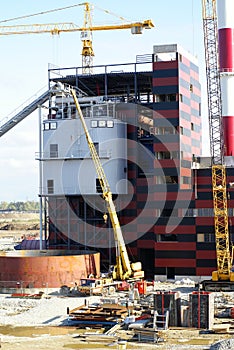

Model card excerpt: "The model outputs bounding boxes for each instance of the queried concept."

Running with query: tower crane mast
[202,0,234,290]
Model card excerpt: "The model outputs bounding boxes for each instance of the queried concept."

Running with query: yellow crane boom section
[0,20,154,35]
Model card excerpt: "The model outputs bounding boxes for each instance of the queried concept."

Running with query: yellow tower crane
[0,2,154,73]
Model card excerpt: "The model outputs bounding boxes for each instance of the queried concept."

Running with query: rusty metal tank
[0,250,100,289]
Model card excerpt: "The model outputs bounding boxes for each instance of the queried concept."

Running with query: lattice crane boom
[202,0,234,286]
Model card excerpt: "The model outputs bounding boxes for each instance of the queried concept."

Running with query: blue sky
[0,0,207,201]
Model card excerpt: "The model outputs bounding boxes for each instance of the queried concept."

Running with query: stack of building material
[67,303,131,327]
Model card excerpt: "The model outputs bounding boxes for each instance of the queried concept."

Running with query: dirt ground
[0,289,233,350]
[0,212,40,248]
[0,322,233,350]
[0,213,233,349]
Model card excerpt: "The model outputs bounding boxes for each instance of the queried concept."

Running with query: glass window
[47,179,54,194]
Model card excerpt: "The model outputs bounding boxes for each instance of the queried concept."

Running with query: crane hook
[103,213,108,224]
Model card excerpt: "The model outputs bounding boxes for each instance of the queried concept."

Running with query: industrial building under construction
[0,0,234,290]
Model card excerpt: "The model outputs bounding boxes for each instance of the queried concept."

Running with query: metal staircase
[0,88,51,137]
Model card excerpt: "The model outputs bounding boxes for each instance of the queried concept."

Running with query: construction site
[0,0,234,349]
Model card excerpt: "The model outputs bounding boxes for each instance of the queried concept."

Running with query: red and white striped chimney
[217,0,234,156]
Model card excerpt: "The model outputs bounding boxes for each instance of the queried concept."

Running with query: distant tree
[0,201,8,210]
[0,201,39,212]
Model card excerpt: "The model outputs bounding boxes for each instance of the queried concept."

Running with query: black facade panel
[196,226,215,233]
[197,169,212,177]
[153,85,178,94]
[197,192,213,200]
[196,259,216,267]
[140,231,155,240]
[197,242,216,250]
[155,250,196,259]
[157,217,196,226]
[154,118,179,127]
[153,69,178,78]
[155,267,167,275]
[175,267,196,276]
[154,169,179,176]
[197,184,212,190]
[153,101,179,110]
[178,234,196,242]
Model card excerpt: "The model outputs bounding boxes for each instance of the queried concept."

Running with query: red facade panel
[152,76,178,86]
[153,61,178,70]
[155,242,196,251]
[155,258,196,268]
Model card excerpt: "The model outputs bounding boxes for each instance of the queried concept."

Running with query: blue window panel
[190,61,199,74]
[179,62,190,75]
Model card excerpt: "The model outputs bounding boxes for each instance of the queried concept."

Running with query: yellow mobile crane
[202,0,234,290]
[0,2,154,73]
[70,88,144,281]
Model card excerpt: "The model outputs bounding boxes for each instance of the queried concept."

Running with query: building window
[180,127,183,135]
[107,120,114,128]
[50,144,58,158]
[190,84,193,92]
[44,123,50,130]
[154,127,176,135]
[191,122,194,131]
[91,120,98,128]
[96,178,102,193]
[156,151,170,159]
[155,94,176,103]
[156,176,178,184]
[181,176,191,185]
[93,143,99,156]
[158,234,178,241]
[197,232,215,242]
[179,94,183,102]
[50,122,57,130]
[161,208,178,217]
[197,233,204,242]
[47,179,54,194]
[98,120,106,127]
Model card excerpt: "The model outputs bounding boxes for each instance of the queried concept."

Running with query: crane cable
[0,3,84,24]
[0,2,129,25]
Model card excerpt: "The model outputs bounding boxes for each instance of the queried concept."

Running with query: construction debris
[67,302,133,327]
[210,338,234,350]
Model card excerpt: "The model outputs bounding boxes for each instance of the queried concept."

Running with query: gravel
[0,294,100,326]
